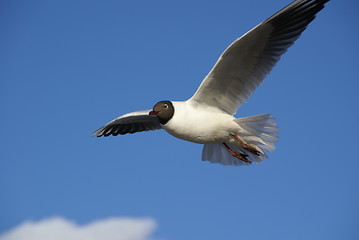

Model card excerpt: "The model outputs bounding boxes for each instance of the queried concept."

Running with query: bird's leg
[231,134,261,156]
[223,143,251,163]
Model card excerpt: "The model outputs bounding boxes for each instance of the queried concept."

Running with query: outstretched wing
[91,110,162,137]
[189,0,329,115]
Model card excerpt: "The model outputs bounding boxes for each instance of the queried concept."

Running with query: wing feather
[91,110,162,137]
[189,0,329,115]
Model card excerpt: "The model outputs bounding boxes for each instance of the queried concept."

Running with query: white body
[163,101,240,144]
[161,100,278,165]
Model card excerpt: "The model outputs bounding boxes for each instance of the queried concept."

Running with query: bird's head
[149,100,174,124]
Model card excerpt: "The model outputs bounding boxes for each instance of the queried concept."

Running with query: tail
[235,113,279,154]
[202,113,279,166]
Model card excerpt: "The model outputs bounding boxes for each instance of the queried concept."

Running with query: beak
[149,110,159,115]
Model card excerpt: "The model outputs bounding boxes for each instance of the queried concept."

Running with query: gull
[92,0,329,166]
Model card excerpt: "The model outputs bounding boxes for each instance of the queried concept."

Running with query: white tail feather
[235,113,279,153]
[202,113,279,166]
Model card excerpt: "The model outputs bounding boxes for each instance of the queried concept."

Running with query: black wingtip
[90,132,101,137]
[265,0,330,25]
[90,127,105,137]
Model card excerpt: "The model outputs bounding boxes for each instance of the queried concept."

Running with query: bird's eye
[164,104,168,108]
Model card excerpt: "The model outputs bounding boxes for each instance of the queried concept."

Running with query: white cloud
[0,216,158,240]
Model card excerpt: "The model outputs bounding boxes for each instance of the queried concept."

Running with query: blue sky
[0,0,358,239]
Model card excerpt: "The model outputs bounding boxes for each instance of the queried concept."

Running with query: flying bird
[92,0,329,166]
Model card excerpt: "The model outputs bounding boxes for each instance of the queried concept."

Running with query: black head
[149,100,174,125]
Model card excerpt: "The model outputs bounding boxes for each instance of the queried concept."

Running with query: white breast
[162,101,237,144]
